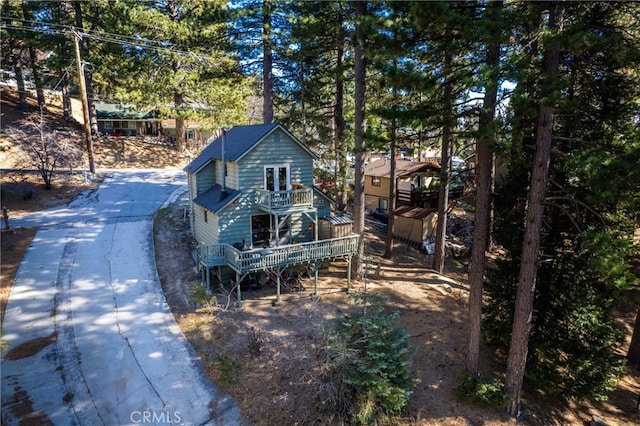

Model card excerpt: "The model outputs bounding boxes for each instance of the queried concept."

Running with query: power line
[1,16,178,50]
[0,18,213,61]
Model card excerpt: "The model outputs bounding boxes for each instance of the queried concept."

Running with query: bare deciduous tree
[5,110,84,190]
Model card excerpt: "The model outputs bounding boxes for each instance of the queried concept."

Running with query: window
[251,214,271,247]
[187,130,195,140]
[204,209,208,223]
[104,121,113,129]
[372,176,381,187]
[264,165,290,191]
[379,198,389,210]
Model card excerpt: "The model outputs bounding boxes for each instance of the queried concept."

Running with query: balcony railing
[197,234,359,273]
[256,188,314,211]
[396,185,465,208]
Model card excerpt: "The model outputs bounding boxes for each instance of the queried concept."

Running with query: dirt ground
[152,196,640,426]
[2,88,639,425]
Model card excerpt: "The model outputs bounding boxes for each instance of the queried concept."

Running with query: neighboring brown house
[364,158,440,213]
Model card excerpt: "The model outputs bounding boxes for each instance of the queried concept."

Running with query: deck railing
[396,185,465,207]
[256,188,314,211]
[197,234,359,273]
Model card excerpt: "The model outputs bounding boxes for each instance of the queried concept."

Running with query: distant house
[95,104,212,147]
[364,158,441,213]
[95,103,161,136]
[184,123,358,307]
[161,119,213,147]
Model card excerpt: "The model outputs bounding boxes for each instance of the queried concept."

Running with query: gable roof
[184,123,317,174]
[364,158,440,178]
[313,186,335,205]
[193,185,241,213]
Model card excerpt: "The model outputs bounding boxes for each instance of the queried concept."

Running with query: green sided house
[95,103,161,136]
[184,123,358,308]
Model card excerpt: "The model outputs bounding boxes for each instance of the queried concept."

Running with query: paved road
[1,169,244,425]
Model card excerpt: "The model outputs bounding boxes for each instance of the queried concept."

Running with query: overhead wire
[1,16,177,50]
[0,17,213,61]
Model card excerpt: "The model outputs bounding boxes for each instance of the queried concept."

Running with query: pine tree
[485,0,640,411]
[467,0,504,377]
[352,0,367,280]
[121,0,248,150]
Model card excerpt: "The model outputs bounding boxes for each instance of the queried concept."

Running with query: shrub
[456,372,507,407]
[320,295,413,424]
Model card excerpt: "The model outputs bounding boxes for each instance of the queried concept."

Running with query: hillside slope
[1,87,194,170]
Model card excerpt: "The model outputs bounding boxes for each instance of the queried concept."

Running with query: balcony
[397,185,465,209]
[256,188,314,213]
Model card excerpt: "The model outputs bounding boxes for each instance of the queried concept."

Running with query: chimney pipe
[221,126,228,195]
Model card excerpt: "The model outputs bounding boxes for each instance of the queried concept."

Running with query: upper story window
[372,176,381,187]
[264,165,290,191]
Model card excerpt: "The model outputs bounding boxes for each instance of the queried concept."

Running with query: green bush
[215,355,240,385]
[456,372,507,407]
[320,295,413,425]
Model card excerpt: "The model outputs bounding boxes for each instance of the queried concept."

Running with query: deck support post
[312,262,319,298]
[275,273,282,305]
[206,267,211,291]
[235,271,243,311]
[347,255,352,293]
[200,265,205,287]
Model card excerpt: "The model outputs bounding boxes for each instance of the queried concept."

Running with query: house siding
[197,162,215,195]
[188,173,197,235]
[214,128,315,247]
[365,176,391,211]
[193,205,219,244]
[313,192,331,218]
[187,126,320,249]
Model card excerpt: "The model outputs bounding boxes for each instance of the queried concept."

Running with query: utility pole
[73,31,96,173]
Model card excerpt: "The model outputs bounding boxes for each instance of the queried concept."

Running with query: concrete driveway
[1,169,244,425]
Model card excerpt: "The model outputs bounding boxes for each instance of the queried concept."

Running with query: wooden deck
[197,234,360,274]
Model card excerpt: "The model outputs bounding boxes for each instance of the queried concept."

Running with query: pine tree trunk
[9,40,28,112]
[58,37,72,121]
[628,308,640,366]
[335,13,347,212]
[62,75,72,121]
[467,0,503,376]
[384,125,397,259]
[22,1,46,111]
[433,51,453,273]
[88,94,98,134]
[174,92,185,152]
[505,4,562,416]
[262,0,274,123]
[352,0,367,280]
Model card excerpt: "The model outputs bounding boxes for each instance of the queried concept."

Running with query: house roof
[364,159,440,178]
[184,123,317,174]
[321,214,354,225]
[394,205,436,219]
[193,185,241,213]
[95,103,159,121]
